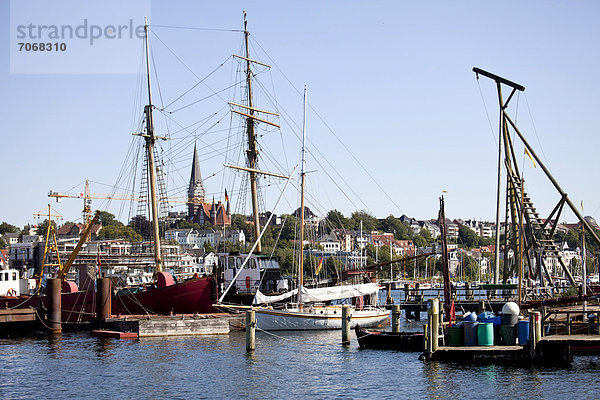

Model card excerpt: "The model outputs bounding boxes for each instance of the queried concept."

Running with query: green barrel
[447,325,463,346]
[477,322,494,346]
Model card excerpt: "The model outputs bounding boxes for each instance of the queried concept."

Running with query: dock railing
[542,310,600,336]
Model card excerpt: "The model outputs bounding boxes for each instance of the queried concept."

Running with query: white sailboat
[252,86,389,330]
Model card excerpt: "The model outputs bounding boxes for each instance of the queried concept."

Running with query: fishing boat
[250,86,389,330]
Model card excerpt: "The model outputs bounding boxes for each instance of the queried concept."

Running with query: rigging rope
[250,36,404,217]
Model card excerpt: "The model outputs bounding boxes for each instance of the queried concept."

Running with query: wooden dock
[430,345,528,361]
[0,307,37,323]
[0,307,40,335]
[103,314,232,337]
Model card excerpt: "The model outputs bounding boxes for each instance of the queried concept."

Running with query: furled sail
[298,283,379,303]
[253,289,297,304]
[253,283,379,304]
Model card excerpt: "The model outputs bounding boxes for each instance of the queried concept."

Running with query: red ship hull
[1,276,217,322]
[114,276,218,315]
[0,290,96,323]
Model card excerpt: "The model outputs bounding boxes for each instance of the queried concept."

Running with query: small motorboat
[355,325,424,351]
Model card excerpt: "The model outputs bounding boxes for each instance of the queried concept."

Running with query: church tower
[187,142,205,218]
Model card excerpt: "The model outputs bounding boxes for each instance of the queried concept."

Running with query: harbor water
[2,321,600,399]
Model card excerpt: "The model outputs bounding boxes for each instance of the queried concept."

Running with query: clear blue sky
[1,1,599,229]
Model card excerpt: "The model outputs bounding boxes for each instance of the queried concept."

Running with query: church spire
[187,142,206,219]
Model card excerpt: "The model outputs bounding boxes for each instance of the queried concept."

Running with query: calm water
[2,322,600,399]
[1,290,598,399]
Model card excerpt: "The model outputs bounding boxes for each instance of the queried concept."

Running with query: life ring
[6,288,17,297]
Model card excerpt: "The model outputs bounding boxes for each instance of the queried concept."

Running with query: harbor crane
[48,179,229,224]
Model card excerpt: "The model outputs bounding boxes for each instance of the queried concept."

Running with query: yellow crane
[56,210,101,281]
[48,179,216,225]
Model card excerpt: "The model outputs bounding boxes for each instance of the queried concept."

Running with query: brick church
[187,143,231,226]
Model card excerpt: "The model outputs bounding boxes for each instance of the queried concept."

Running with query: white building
[165,229,246,250]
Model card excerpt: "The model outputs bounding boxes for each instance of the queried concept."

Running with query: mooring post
[46,278,61,334]
[342,304,351,345]
[428,298,439,353]
[529,312,537,359]
[424,321,431,359]
[386,282,393,305]
[96,277,112,324]
[536,312,543,340]
[478,300,485,315]
[392,304,401,333]
[246,310,256,352]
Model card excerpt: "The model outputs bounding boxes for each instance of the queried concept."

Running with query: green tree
[0,238,6,249]
[379,215,412,240]
[565,229,580,249]
[35,219,57,236]
[413,234,427,248]
[97,224,142,242]
[478,236,494,246]
[418,228,433,244]
[229,214,246,230]
[274,247,295,274]
[351,210,378,232]
[203,241,216,253]
[378,245,392,263]
[458,226,478,248]
[325,209,349,229]
[129,215,152,238]
[462,255,479,281]
[0,222,19,235]
[98,211,119,226]
[278,214,298,241]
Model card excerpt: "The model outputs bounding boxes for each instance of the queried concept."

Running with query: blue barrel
[518,320,530,345]
[464,321,479,346]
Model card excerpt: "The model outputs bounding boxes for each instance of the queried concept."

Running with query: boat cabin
[219,253,282,294]
[0,269,21,296]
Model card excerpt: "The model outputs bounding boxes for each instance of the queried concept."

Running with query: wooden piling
[392,304,401,333]
[534,311,542,344]
[46,278,61,334]
[428,298,439,353]
[246,310,255,352]
[96,277,112,323]
[342,304,350,345]
[529,310,542,359]
[478,300,485,314]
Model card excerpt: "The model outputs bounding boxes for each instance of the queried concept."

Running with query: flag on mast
[224,189,229,203]
[315,257,324,275]
[524,148,536,168]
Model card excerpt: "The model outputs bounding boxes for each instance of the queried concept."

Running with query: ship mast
[298,86,308,293]
[143,17,163,272]
[243,11,262,253]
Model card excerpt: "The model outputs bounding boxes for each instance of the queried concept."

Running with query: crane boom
[57,210,101,280]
